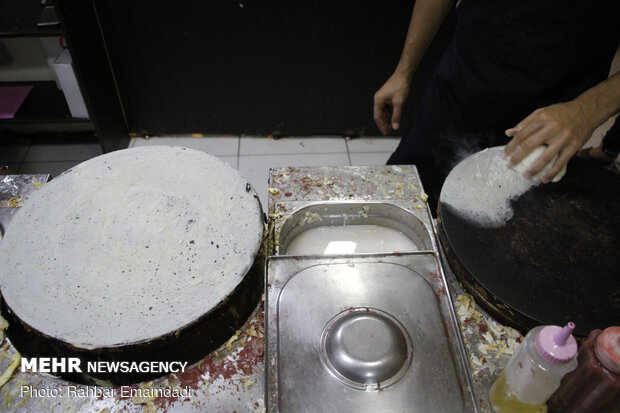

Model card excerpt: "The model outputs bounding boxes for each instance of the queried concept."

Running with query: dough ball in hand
[512,145,567,183]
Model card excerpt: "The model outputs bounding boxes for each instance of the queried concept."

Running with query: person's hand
[373,72,411,135]
[503,101,596,182]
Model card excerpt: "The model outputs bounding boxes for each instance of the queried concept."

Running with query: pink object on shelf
[0,86,34,119]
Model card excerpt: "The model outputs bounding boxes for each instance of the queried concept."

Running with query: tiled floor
[0,141,104,178]
[130,135,399,207]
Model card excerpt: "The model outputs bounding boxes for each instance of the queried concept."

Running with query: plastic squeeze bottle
[489,322,578,413]
[547,326,620,413]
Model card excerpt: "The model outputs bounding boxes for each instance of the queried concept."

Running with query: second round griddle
[439,155,620,337]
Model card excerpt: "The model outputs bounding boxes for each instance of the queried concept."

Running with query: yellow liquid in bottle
[489,371,548,413]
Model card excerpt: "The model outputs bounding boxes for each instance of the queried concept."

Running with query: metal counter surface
[266,166,523,413]
[0,309,265,412]
[0,175,50,238]
[0,167,522,412]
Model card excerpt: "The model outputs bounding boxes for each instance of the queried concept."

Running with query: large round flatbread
[0,146,263,348]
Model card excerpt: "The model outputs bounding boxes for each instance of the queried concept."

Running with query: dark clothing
[388,0,620,209]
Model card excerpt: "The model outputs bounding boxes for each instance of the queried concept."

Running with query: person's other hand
[503,101,596,182]
[373,73,411,135]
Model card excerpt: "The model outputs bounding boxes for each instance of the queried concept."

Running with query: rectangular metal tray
[266,253,478,412]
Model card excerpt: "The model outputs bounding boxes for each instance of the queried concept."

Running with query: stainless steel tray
[276,201,434,255]
[266,253,477,413]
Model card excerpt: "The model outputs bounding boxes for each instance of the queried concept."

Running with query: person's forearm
[395,0,456,81]
[571,71,620,129]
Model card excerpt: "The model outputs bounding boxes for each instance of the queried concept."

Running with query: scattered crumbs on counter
[454,293,522,379]
[0,352,20,389]
[0,317,7,342]
[0,196,23,208]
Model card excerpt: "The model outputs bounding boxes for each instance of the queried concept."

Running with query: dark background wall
[60,0,455,138]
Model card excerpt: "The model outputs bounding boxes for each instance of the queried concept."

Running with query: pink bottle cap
[535,322,578,364]
[595,326,620,374]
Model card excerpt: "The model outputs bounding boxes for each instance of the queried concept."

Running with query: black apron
[389,0,620,209]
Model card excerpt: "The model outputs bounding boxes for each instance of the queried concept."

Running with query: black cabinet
[1,0,129,152]
[0,1,93,127]
[0,0,62,37]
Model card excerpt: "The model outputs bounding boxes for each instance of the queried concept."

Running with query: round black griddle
[438,157,620,337]
[0,147,267,385]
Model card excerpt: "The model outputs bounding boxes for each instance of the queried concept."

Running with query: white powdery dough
[440,147,536,228]
[0,146,264,348]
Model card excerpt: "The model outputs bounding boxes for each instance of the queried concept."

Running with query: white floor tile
[238,153,350,209]
[24,144,103,162]
[18,161,82,178]
[0,164,21,175]
[346,137,400,153]
[350,152,392,166]
[131,136,239,156]
[217,156,238,169]
[0,145,30,164]
[239,136,347,156]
